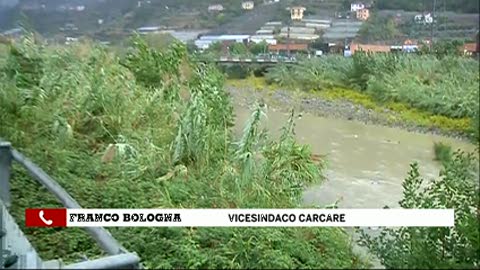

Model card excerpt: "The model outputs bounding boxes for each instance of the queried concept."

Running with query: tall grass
[433,142,453,164]
[265,53,480,138]
[0,35,367,268]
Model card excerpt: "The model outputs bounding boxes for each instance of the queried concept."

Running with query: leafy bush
[358,151,480,269]
[220,65,251,79]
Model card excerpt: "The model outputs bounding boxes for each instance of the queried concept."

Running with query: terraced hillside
[379,10,479,41]
[207,1,291,35]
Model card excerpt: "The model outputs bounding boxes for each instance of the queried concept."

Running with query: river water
[233,105,475,208]
[228,88,477,267]
[232,102,475,266]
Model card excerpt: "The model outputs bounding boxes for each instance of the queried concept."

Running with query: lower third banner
[25,209,455,227]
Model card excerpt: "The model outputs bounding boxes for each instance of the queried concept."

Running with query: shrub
[358,151,480,269]
[433,142,453,164]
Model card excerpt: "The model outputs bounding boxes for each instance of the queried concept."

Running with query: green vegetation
[418,40,466,58]
[142,33,178,50]
[318,88,473,134]
[433,142,453,164]
[358,14,402,43]
[375,0,479,14]
[359,151,480,269]
[264,53,480,138]
[249,41,269,55]
[229,42,250,56]
[0,34,367,268]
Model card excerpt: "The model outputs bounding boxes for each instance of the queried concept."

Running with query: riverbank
[226,77,473,142]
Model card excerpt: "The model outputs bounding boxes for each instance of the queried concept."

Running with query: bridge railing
[0,140,141,269]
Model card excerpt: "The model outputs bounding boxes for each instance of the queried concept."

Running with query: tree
[375,0,479,13]
[358,15,402,43]
[342,0,353,10]
[249,41,268,55]
[144,33,176,49]
[418,40,464,58]
[229,42,249,55]
[185,40,197,54]
[205,41,223,55]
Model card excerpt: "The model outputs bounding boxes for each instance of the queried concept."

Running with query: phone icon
[39,210,53,226]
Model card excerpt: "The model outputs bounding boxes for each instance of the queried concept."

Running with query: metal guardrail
[0,141,141,269]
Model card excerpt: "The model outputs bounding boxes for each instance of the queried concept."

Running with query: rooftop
[269,43,309,51]
[199,34,251,41]
[350,43,392,53]
[463,43,478,52]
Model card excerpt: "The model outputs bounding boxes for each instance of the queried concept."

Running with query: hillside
[375,0,479,14]
[1,0,268,37]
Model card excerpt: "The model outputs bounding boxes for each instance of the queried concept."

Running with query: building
[136,26,164,34]
[350,43,392,54]
[356,8,370,21]
[250,35,277,45]
[461,43,478,56]
[1,28,22,42]
[242,1,254,10]
[414,13,433,24]
[208,4,224,12]
[302,17,332,29]
[265,21,282,26]
[281,27,315,34]
[351,2,365,12]
[268,43,309,54]
[278,26,319,41]
[256,29,274,35]
[195,35,251,50]
[290,6,306,21]
[323,20,363,42]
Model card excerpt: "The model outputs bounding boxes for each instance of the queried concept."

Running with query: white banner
[66,209,455,227]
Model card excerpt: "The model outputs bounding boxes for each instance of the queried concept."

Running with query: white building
[290,6,306,20]
[266,21,282,26]
[256,29,274,35]
[242,1,254,10]
[137,26,163,34]
[351,2,365,12]
[414,13,433,24]
[195,35,251,49]
[250,35,277,45]
[208,4,224,12]
[305,23,331,29]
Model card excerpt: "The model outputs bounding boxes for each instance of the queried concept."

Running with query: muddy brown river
[232,103,476,208]
[232,101,476,267]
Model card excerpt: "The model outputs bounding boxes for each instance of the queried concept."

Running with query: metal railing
[0,141,141,269]
[195,55,299,64]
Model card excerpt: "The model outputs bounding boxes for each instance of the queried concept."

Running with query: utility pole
[443,0,446,34]
[286,25,291,57]
[430,0,437,45]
